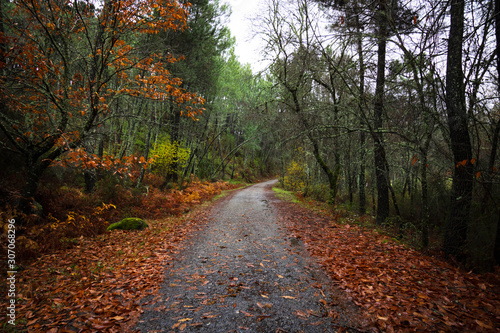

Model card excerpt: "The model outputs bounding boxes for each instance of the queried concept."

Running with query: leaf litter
[274,198,500,332]
[0,183,240,332]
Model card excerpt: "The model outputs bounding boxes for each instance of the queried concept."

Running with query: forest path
[136,180,363,332]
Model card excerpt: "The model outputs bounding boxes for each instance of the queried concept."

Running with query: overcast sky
[224,0,268,72]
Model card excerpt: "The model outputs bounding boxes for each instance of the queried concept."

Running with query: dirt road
[136,180,364,332]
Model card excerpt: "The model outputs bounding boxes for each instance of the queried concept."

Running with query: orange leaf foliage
[0,0,204,167]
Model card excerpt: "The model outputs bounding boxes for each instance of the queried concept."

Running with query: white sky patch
[225,0,268,73]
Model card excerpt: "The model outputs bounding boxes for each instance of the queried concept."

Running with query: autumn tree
[0,0,204,218]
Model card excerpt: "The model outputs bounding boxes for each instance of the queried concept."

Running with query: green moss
[106,217,148,231]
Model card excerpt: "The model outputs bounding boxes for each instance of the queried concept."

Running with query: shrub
[305,183,330,202]
[150,137,190,178]
[31,203,116,252]
[283,161,308,192]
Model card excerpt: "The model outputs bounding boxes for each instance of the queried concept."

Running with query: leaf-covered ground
[274,199,500,332]
[2,180,499,332]
[0,181,242,332]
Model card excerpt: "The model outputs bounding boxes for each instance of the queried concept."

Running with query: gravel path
[136,180,365,332]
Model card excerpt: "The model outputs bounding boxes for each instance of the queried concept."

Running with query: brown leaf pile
[2,218,196,331]
[276,201,500,332]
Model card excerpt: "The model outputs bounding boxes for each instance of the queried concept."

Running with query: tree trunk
[495,213,500,265]
[443,0,472,262]
[355,9,367,215]
[136,106,154,188]
[491,0,500,265]
[359,132,366,214]
[18,158,44,215]
[420,150,430,249]
[17,148,61,223]
[311,139,339,205]
[170,100,181,184]
[84,169,97,193]
[373,0,390,225]
[291,89,339,205]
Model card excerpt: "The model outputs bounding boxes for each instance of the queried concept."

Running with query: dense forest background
[0,0,499,272]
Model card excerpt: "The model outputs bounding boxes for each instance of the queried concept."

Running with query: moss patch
[106,217,148,231]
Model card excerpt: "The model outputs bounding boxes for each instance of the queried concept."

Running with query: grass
[272,186,301,203]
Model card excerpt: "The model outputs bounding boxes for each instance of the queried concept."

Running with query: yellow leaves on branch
[283,159,308,193]
[150,138,190,177]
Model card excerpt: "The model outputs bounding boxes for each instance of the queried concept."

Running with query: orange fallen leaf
[293,309,309,318]
[475,320,493,329]
[241,310,253,317]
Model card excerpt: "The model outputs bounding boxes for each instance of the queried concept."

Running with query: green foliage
[95,174,126,205]
[151,138,190,177]
[305,183,330,202]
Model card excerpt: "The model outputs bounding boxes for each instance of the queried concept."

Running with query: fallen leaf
[293,310,309,318]
[475,320,493,329]
[328,310,339,319]
[241,310,253,317]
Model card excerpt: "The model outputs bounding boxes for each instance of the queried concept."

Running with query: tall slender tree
[443,0,473,261]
